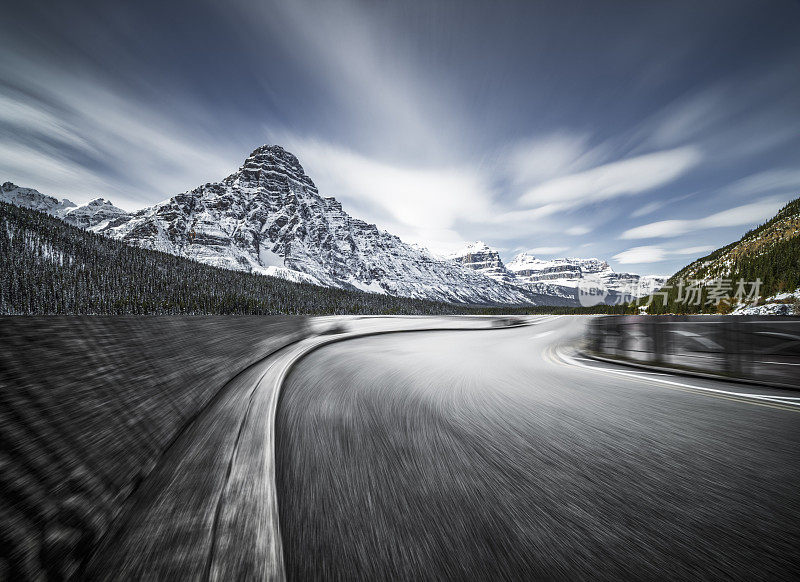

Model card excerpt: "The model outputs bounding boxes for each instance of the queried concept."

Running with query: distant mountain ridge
[3,145,659,307]
[0,200,496,315]
[446,241,517,284]
[3,148,552,305]
[98,146,553,305]
[1,182,128,231]
[448,241,667,304]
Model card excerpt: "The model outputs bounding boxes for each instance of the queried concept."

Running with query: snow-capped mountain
[447,242,666,304]
[1,182,76,216]
[505,251,666,300]
[447,241,516,284]
[63,198,130,230]
[4,147,662,307]
[1,182,129,231]
[94,146,542,305]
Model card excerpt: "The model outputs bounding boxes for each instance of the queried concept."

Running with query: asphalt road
[276,316,800,581]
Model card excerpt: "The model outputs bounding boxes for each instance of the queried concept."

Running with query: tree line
[2,202,635,316]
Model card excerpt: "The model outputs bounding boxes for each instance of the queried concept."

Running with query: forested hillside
[0,202,479,315]
[646,197,800,314]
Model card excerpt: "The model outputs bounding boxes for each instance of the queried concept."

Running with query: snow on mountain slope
[505,251,666,301]
[99,146,536,305]
[1,182,76,216]
[1,182,130,230]
[446,241,665,304]
[4,169,662,307]
[506,253,588,282]
[63,198,130,230]
[447,241,517,284]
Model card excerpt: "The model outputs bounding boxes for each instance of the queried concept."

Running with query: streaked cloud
[631,200,666,218]
[565,225,591,236]
[284,138,493,254]
[724,169,800,198]
[613,244,717,265]
[613,246,667,264]
[674,245,715,255]
[2,0,799,274]
[518,146,703,208]
[620,199,787,239]
[505,133,596,186]
[526,246,569,255]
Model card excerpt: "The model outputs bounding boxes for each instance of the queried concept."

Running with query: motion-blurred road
[277,316,800,580]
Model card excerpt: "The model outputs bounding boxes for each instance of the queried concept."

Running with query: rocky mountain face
[448,242,666,304]
[63,198,130,230]
[447,241,516,284]
[1,182,129,231]
[96,146,540,305]
[5,146,666,307]
[508,253,667,303]
[1,182,76,216]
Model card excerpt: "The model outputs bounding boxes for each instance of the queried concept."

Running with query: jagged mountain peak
[448,241,517,285]
[94,147,537,305]
[63,198,129,230]
[449,240,494,257]
[507,253,609,272]
[0,182,131,231]
[228,144,317,192]
[1,181,76,214]
[83,197,116,207]
[4,158,665,307]
[507,252,538,267]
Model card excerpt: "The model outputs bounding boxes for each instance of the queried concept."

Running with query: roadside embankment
[586,316,800,389]
[0,316,306,581]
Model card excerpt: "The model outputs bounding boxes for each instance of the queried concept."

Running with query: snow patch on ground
[259,247,285,268]
[731,303,795,316]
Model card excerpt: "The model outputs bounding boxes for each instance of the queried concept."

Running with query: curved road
[277,316,800,580]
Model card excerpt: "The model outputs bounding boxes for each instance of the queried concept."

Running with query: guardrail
[586,316,800,389]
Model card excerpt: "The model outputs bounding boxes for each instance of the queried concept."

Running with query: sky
[2,0,799,275]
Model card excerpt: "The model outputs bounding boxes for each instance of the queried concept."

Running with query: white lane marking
[569,355,671,374]
[554,348,800,409]
[531,330,555,339]
[760,361,800,366]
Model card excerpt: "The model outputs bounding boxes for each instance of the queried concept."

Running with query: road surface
[83,316,502,580]
[276,316,800,580]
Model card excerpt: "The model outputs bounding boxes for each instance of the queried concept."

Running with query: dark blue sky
[2,0,799,273]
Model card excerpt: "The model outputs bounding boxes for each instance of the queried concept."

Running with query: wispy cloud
[724,169,800,198]
[620,199,786,239]
[504,132,597,186]
[631,200,666,218]
[636,65,800,161]
[613,244,714,265]
[283,137,493,254]
[565,225,591,236]
[518,146,702,208]
[613,246,667,264]
[674,245,715,255]
[526,246,569,255]
[0,56,242,208]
